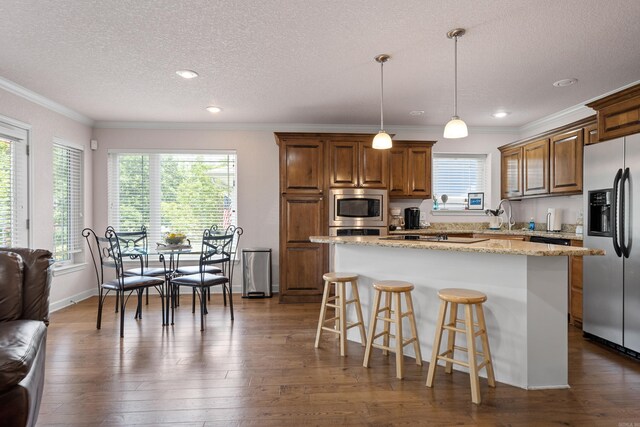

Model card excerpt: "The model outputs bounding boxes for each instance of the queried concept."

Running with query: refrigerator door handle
[613,168,623,257]
[621,167,631,258]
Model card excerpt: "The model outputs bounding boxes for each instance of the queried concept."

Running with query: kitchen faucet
[497,199,516,231]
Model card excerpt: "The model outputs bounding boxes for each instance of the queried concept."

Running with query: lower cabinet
[569,240,583,327]
[279,194,327,303]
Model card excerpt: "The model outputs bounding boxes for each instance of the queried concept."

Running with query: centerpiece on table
[161,232,189,247]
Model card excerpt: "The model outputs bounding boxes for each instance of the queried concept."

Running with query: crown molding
[93,120,519,134]
[0,76,94,127]
[520,79,640,134]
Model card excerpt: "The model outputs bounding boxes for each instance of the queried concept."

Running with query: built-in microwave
[329,188,388,227]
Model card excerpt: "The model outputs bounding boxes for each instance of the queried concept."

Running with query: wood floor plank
[35,295,640,426]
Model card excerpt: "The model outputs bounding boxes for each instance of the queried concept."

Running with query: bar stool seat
[315,272,366,356]
[426,288,496,404]
[363,280,422,379]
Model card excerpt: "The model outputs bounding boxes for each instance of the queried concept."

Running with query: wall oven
[329,188,388,228]
[329,227,388,236]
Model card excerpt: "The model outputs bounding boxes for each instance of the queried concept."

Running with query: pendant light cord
[453,34,458,117]
[379,60,385,131]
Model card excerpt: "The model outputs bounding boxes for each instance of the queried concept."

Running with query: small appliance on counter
[404,207,421,230]
[389,207,404,231]
[546,208,562,232]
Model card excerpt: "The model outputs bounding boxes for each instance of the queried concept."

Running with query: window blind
[53,141,84,264]
[108,151,237,247]
[433,153,487,208]
[0,122,28,247]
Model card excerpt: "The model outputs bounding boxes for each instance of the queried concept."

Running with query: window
[0,117,29,247]
[53,139,84,266]
[108,151,237,247]
[433,153,487,210]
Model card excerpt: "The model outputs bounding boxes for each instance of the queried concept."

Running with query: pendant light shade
[443,116,468,139]
[373,54,392,149]
[444,28,468,139]
[372,131,392,149]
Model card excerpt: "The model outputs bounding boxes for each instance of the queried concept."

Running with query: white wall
[0,88,94,309]
[91,127,281,292]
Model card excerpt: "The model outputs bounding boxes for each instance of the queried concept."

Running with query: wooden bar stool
[314,272,367,356]
[363,280,422,379]
[426,288,496,404]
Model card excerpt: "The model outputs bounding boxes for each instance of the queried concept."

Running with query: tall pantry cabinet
[276,133,327,303]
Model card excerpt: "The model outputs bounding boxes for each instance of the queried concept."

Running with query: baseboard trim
[50,288,97,313]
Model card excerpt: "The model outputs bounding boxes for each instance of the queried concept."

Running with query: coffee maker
[389,207,404,230]
[404,207,421,230]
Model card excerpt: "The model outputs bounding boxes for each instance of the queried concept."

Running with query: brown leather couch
[0,248,53,427]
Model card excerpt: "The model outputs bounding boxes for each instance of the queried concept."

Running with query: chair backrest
[82,227,129,288]
[198,226,243,280]
[109,225,149,267]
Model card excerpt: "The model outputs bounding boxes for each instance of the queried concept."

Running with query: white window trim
[0,114,31,248]
[52,137,84,270]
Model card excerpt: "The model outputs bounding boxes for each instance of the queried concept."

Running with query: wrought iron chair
[114,225,168,307]
[173,225,241,306]
[83,227,167,337]
[170,226,243,331]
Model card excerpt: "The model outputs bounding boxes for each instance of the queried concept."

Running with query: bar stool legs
[363,280,422,379]
[315,273,366,356]
[426,288,496,404]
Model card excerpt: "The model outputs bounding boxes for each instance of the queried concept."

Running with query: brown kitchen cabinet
[569,240,584,327]
[499,116,594,200]
[278,194,327,303]
[584,123,599,146]
[586,83,640,142]
[500,146,523,199]
[276,133,330,303]
[523,138,549,196]
[328,138,387,188]
[278,136,324,194]
[388,141,435,198]
[550,129,583,194]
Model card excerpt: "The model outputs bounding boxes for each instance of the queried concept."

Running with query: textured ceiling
[0,0,639,127]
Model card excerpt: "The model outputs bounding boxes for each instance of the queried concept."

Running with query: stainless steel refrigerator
[583,133,640,354]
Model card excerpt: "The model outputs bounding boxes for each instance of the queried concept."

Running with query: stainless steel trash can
[242,248,272,298]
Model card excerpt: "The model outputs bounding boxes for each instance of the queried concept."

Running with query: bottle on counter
[529,217,535,231]
[433,194,439,210]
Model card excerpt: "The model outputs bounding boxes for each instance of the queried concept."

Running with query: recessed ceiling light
[492,111,510,118]
[553,78,578,87]
[176,70,199,79]
[409,110,425,116]
[206,106,222,113]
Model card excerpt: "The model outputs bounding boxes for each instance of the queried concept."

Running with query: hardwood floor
[37,294,640,426]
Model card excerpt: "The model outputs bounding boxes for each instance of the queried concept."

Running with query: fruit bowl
[164,232,186,245]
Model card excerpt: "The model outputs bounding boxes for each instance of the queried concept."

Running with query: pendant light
[443,28,468,139]
[372,54,392,149]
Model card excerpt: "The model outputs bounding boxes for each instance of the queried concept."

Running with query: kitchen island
[310,235,603,389]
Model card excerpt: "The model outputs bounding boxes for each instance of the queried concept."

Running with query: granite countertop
[310,236,604,257]
[389,222,582,241]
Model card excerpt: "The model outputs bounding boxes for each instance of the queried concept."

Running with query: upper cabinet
[388,141,435,199]
[500,146,523,199]
[523,138,549,196]
[328,138,388,188]
[550,128,583,194]
[587,83,640,142]
[584,122,599,146]
[277,135,324,194]
[499,116,593,200]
